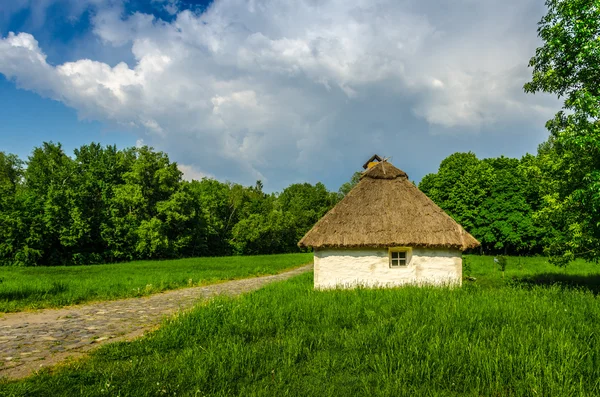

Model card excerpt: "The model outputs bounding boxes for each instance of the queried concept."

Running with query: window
[390,250,408,267]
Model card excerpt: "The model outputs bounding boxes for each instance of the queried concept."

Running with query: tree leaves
[524,0,600,264]
[418,152,541,255]
[0,143,341,265]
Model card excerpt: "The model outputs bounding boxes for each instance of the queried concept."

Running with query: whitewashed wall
[313,247,462,289]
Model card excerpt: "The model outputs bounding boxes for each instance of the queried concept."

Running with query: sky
[0,0,558,192]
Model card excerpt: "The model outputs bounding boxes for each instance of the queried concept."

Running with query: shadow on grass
[512,273,600,295]
[0,281,68,301]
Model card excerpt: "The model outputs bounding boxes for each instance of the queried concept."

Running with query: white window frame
[389,248,411,268]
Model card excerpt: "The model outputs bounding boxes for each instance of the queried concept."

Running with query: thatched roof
[298,160,480,251]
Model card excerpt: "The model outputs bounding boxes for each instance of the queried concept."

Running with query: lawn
[3,255,600,396]
[464,254,600,290]
[0,253,313,313]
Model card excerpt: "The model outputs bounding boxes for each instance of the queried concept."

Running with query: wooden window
[390,250,408,267]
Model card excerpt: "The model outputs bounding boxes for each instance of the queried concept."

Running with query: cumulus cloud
[151,0,182,16]
[0,0,558,190]
[178,163,213,181]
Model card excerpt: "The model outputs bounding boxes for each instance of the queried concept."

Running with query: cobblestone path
[0,265,312,380]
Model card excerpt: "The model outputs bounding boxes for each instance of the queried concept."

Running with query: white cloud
[178,163,213,181]
[151,0,181,16]
[0,0,558,190]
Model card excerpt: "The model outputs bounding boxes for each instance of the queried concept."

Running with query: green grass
[0,253,313,313]
[3,255,600,396]
[465,254,600,290]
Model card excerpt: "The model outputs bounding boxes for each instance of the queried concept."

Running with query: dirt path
[0,265,312,380]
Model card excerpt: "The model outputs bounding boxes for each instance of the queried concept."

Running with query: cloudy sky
[0,0,557,192]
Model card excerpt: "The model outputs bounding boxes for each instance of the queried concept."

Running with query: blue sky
[0,0,557,192]
[0,1,212,163]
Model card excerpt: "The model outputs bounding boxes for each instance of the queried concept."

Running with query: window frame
[388,248,411,268]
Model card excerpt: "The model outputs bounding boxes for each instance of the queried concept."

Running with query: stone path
[0,265,312,380]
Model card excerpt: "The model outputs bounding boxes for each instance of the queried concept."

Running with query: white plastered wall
[313,247,462,289]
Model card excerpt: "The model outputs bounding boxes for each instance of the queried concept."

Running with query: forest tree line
[418,149,570,259]
[0,135,592,266]
[0,142,339,266]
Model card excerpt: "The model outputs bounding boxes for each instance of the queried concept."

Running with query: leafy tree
[277,182,338,244]
[420,153,542,255]
[0,152,23,198]
[230,210,295,255]
[102,146,183,261]
[419,152,494,240]
[0,141,344,265]
[479,157,537,254]
[524,0,600,264]
[0,152,25,265]
[21,142,77,266]
[64,144,129,264]
[187,178,235,256]
[156,185,207,258]
[338,171,362,197]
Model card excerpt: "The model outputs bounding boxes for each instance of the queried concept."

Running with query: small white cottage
[298,155,480,289]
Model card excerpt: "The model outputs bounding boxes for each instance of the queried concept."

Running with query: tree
[0,140,347,265]
[0,152,25,265]
[230,210,295,255]
[102,146,183,261]
[277,182,338,246]
[524,0,600,264]
[187,178,234,256]
[22,142,77,266]
[478,157,537,254]
[0,152,23,199]
[419,153,542,255]
[419,152,494,239]
[68,143,128,264]
[338,171,362,197]
[155,185,208,258]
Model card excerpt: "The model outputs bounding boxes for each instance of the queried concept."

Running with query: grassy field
[3,255,600,396]
[465,254,600,290]
[0,253,313,313]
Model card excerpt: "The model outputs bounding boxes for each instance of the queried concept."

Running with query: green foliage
[338,170,362,197]
[0,253,312,312]
[0,152,25,265]
[420,152,493,235]
[0,152,23,198]
[278,182,339,242]
[5,258,600,396]
[187,178,235,256]
[419,153,541,255]
[524,0,600,264]
[230,211,295,255]
[0,142,340,266]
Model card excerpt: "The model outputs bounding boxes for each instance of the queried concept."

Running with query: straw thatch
[298,160,480,250]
